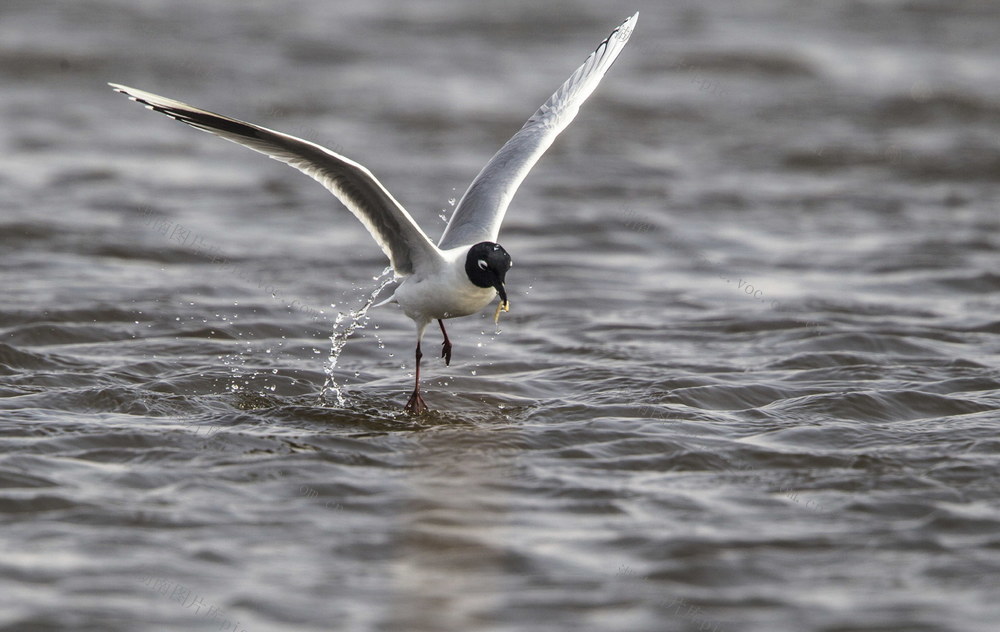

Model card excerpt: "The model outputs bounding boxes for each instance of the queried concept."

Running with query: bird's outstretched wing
[437,12,637,250]
[110,84,443,276]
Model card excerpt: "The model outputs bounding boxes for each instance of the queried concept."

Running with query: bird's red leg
[438,319,452,366]
[404,340,429,413]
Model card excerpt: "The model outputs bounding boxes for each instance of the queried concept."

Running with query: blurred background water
[2,1,999,631]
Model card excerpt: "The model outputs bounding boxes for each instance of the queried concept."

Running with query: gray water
[2,1,1000,631]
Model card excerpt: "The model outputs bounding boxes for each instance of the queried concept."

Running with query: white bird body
[392,247,497,327]
[110,13,637,412]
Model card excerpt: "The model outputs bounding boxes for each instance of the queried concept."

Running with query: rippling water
[3,1,1000,631]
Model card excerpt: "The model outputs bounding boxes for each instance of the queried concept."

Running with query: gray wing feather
[110,84,442,276]
[437,12,638,250]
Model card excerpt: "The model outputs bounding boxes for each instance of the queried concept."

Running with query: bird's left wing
[437,12,637,250]
[110,84,443,276]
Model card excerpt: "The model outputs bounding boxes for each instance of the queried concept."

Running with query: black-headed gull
[111,13,637,412]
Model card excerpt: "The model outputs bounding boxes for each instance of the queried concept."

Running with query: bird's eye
[477,259,488,271]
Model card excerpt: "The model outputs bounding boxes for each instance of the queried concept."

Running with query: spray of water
[321,266,396,405]
[438,188,457,224]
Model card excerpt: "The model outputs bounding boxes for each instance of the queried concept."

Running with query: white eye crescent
[477,259,488,270]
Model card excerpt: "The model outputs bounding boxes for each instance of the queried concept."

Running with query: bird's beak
[492,281,510,325]
[493,281,509,309]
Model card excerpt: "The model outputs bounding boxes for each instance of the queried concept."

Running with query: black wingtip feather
[159,106,265,141]
[114,87,265,142]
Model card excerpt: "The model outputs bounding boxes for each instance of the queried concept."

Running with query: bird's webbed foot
[404,389,429,414]
[437,319,453,366]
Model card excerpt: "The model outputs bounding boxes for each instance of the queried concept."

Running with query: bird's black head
[465,242,513,305]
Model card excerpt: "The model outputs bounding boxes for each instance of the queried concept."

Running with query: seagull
[111,13,637,413]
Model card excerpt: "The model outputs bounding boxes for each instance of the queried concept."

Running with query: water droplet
[320,266,396,405]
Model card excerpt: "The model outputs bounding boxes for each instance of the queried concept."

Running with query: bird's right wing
[110,84,443,276]
[437,12,637,250]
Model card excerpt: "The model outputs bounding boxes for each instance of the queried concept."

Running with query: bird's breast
[393,272,497,323]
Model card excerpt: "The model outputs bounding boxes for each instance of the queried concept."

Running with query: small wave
[0,50,108,79]
[674,51,816,77]
[1,386,151,416]
[90,244,208,264]
[669,382,805,412]
[2,323,129,346]
[0,470,57,489]
[768,389,993,423]
[783,141,1000,182]
[930,271,1000,293]
[0,221,60,243]
[795,332,944,357]
[875,92,1000,125]
[768,351,888,370]
[49,168,117,187]
[0,343,83,372]
[1,306,147,327]
[0,493,80,513]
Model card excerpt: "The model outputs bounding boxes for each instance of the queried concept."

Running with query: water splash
[438,188,458,224]
[321,266,395,406]
[218,301,286,400]
[215,305,250,393]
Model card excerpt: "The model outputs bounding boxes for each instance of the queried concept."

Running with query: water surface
[2,1,999,630]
